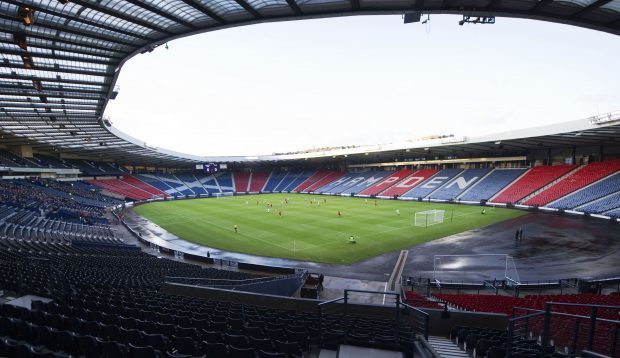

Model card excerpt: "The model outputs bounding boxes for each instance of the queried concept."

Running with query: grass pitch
[133,194,526,264]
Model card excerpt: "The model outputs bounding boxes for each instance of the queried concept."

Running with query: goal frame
[414,209,445,228]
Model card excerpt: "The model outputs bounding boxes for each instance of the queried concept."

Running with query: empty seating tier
[359,169,416,196]
[380,169,438,197]
[525,160,620,206]
[459,168,527,202]
[491,165,576,204]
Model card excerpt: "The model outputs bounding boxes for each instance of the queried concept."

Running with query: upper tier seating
[248,172,270,192]
[301,171,346,193]
[359,169,416,196]
[33,154,72,169]
[548,171,620,210]
[459,168,527,201]
[525,160,620,206]
[0,149,41,167]
[233,172,251,193]
[340,171,392,195]
[430,168,492,200]
[65,160,125,176]
[401,168,463,199]
[491,165,577,204]
[380,169,439,197]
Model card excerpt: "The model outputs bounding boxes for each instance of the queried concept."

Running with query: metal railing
[507,302,620,357]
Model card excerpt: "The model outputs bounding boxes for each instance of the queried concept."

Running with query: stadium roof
[0,0,619,166]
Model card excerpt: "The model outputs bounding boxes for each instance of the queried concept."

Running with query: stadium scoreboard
[195,163,227,173]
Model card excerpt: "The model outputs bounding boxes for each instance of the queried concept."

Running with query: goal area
[414,209,445,227]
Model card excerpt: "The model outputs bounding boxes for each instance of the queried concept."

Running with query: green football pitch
[133,194,526,264]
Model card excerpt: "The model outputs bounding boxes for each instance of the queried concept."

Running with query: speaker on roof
[404,12,422,24]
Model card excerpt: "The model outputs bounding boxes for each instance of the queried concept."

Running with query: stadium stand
[135,174,182,197]
[404,291,443,309]
[430,168,492,201]
[358,169,415,197]
[212,172,235,193]
[280,171,314,192]
[88,179,153,201]
[299,171,346,193]
[120,176,169,198]
[195,174,225,194]
[401,168,463,199]
[33,154,73,169]
[233,172,251,193]
[248,171,270,193]
[525,160,620,206]
[604,207,620,218]
[340,171,392,195]
[262,170,287,192]
[155,174,195,196]
[319,172,387,194]
[0,239,415,357]
[0,149,41,168]
[292,170,330,192]
[548,171,620,210]
[491,165,577,204]
[380,169,439,198]
[436,293,620,355]
[577,191,620,214]
[459,168,527,202]
[175,173,208,196]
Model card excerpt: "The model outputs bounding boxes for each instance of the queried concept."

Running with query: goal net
[433,254,521,284]
[414,209,445,227]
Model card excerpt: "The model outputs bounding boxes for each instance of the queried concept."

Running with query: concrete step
[318,348,337,358]
[337,344,404,358]
[428,336,469,358]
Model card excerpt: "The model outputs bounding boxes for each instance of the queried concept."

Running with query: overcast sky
[104,15,620,156]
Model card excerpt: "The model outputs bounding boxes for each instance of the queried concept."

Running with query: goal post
[414,209,445,228]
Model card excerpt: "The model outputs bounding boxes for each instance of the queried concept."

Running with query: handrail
[415,335,442,358]
[545,301,620,310]
[508,310,545,322]
[400,302,430,341]
[318,297,344,306]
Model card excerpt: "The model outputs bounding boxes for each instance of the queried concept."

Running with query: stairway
[427,336,469,358]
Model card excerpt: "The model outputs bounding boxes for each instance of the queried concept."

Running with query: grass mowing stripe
[134,193,527,264]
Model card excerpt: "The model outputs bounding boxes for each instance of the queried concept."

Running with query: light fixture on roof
[13,33,27,50]
[459,15,495,26]
[17,6,35,26]
[21,53,33,69]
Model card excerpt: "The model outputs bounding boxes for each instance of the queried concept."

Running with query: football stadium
[0,1,619,357]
